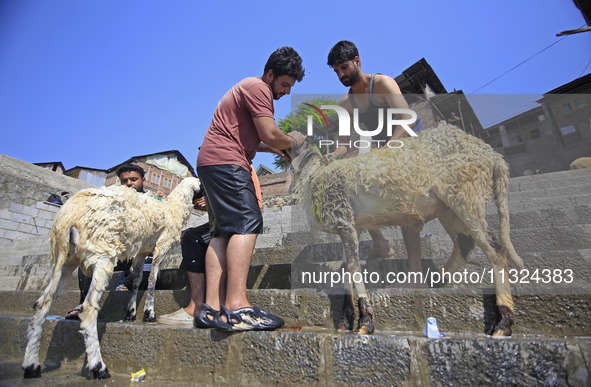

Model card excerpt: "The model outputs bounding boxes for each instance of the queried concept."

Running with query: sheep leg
[125,255,146,321]
[22,258,78,378]
[337,291,355,333]
[471,229,514,337]
[438,212,476,286]
[143,254,161,322]
[338,228,374,334]
[79,260,113,379]
[440,191,515,336]
[489,261,514,337]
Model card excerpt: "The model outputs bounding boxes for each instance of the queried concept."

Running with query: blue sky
[0,1,589,173]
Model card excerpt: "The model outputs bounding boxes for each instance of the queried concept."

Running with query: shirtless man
[325,40,425,276]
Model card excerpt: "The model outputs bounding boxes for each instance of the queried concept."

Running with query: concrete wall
[0,155,95,244]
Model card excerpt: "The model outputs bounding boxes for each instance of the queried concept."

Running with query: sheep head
[291,144,323,174]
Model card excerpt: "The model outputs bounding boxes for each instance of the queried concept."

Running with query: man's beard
[340,67,360,87]
[270,77,285,100]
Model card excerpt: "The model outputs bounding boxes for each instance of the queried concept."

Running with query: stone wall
[0,155,95,244]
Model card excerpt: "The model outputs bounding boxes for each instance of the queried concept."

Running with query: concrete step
[1,315,589,386]
[2,287,590,336]
[252,221,591,267]
[1,289,591,386]
[259,190,591,232]
[506,168,591,192]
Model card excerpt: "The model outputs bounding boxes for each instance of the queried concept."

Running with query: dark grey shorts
[197,164,263,238]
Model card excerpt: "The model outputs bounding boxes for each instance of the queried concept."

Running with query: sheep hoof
[143,310,156,322]
[337,316,354,333]
[357,297,375,334]
[491,305,514,337]
[22,364,41,378]
[91,364,110,379]
[492,329,512,337]
[125,310,136,321]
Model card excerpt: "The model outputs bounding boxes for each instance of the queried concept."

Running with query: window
[562,103,571,113]
[574,98,584,109]
[560,125,576,136]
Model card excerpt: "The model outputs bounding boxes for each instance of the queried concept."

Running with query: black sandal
[214,304,285,331]
[65,304,83,320]
[194,303,222,329]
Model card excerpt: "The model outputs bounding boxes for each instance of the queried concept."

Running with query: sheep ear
[291,147,320,173]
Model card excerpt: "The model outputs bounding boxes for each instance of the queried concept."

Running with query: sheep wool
[22,177,202,380]
[292,124,522,336]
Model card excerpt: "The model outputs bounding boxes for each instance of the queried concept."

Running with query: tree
[274,97,337,171]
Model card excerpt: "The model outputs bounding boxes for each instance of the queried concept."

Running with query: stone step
[260,189,591,230]
[2,287,590,336]
[252,222,591,267]
[1,314,589,386]
[2,203,589,272]
[258,192,591,249]
[506,168,591,192]
[4,223,589,293]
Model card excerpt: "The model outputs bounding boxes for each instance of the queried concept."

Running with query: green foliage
[274,96,337,171]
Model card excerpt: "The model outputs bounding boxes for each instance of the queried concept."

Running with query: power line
[578,52,591,77]
[469,22,590,94]
[471,37,569,93]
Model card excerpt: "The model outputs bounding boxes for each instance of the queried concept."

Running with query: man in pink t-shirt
[195,47,306,331]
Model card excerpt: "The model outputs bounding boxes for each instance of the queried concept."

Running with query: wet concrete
[0,356,203,387]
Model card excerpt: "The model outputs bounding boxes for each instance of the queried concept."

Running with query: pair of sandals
[194,303,284,331]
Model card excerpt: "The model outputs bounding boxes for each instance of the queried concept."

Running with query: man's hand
[322,145,347,163]
[288,131,306,148]
[193,197,207,211]
[155,191,167,198]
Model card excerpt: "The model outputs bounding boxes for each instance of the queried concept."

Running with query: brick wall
[259,171,292,197]
[0,201,60,242]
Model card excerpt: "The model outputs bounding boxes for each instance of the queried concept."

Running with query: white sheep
[292,124,523,336]
[570,157,591,170]
[22,177,202,379]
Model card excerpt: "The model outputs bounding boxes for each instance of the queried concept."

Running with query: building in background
[64,166,107,186]
[477,73,591,176]
[34,162,65,174]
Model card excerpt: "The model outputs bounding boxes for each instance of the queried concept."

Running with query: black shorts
[180,223,211,273]
[196,164,263,238]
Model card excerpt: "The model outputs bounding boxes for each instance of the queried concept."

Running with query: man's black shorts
[180,223,210,273]
[197,164,263,238]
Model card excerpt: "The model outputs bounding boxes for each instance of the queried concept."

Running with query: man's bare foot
[385,280,428,289]
[367,245,395,260]
[368,229,394,260]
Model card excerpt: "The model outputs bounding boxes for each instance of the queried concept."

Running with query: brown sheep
[292,124,523,336]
